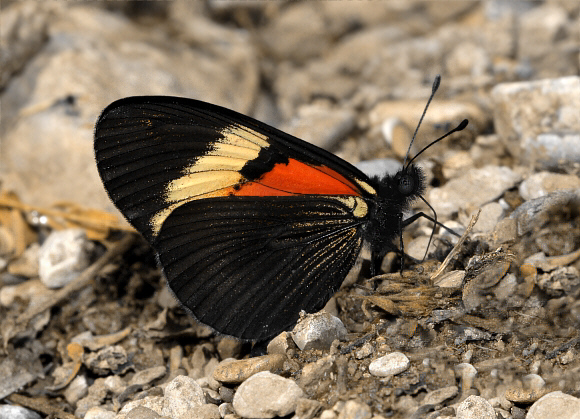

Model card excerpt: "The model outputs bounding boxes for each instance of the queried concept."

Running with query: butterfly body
[95,96,427,341]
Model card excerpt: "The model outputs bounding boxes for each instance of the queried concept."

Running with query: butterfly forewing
[94,97,376,243]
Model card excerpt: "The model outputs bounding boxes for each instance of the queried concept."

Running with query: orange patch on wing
[234,159,361,196]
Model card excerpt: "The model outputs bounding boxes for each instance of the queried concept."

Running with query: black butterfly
[94,75,467,341]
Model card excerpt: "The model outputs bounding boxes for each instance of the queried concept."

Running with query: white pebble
[368,352,410,377]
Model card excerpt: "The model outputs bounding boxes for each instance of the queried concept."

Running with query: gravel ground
[1,2,579,419]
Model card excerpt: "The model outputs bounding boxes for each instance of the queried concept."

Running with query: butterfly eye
[398,174,415,195]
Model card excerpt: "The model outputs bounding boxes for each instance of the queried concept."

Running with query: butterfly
[94,75,467,342]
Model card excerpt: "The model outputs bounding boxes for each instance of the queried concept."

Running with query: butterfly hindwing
[155,195,364,341]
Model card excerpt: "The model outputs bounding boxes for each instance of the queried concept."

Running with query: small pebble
[429,165,521,217]
[300,355,335,387]
[7,242,39,277]
[504,374,548,404]
[336,400,372,419]
[282,104,355,150]
[84,406,116,419]
[454,363,477,394]
[0,405,42,419]
[84,345,129,375]
[217,337,243,360]
[519,172,580,201]
[232,371,304,418]
[368,352,410,377]
[104,375,127,395]
[422,386,458,406]
[292,311,347,351]
[526,391,580,419]
[0,279,47,307]
[130,366,167,386]
[381,117,412,158]
[219,386,235,403]
[120,405,164,419]
[320,409,337,419]
[354,342,374,359]
[456,395,496,419]
[295,398,323,419]
[213,354,287,384]
[163,375,206,411]
[38,228,94,289]
[218,403,234,417]
[117,375,207,419]
[63,374,88,405]
[267,331,295,355]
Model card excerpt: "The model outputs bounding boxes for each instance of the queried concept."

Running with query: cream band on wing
[149,124,269,235]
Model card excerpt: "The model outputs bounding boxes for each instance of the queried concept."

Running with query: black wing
[94,96,376,242]
[155,195,364,341]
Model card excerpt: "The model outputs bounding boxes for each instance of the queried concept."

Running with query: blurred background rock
[1,0,578,216]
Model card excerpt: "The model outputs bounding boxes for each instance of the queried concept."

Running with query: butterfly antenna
[405,119,469,169]
[402,74,441,169]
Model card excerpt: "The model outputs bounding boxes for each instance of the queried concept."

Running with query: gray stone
[493,273,518,302]
[460,202,504,234]
[491,76,580,168]
[84,407,116,419]
[292,311,347,351]
[510,189,580,236]
[118,401,165,419]
[368,99,486,156]
[281,104,355,150]
[0,2,48,89]
[76,377,110,418]
[336,400,372,419]
[300,355,335,388]
[429,165,521,217]
[38,229,94,289]
[526,391,580,419]
[368,352,410,377]
[84,345,128,375]
[163,375,206,418]
[0,405,42,419]
[63,374,88,405]
[232,371,304,418]
[295,398,323,419]
[445,41,491,78]
[422,385,458,406]
[518,5,577,78]
[522,133,580,171]
[267,331,295,355]
[519,172,580,201]
[129,366,167,386]
[456,395,496,419]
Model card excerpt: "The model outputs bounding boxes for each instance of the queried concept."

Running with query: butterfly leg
[402,212,460,237]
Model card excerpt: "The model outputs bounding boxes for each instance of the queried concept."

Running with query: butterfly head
[395,164,425,198]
